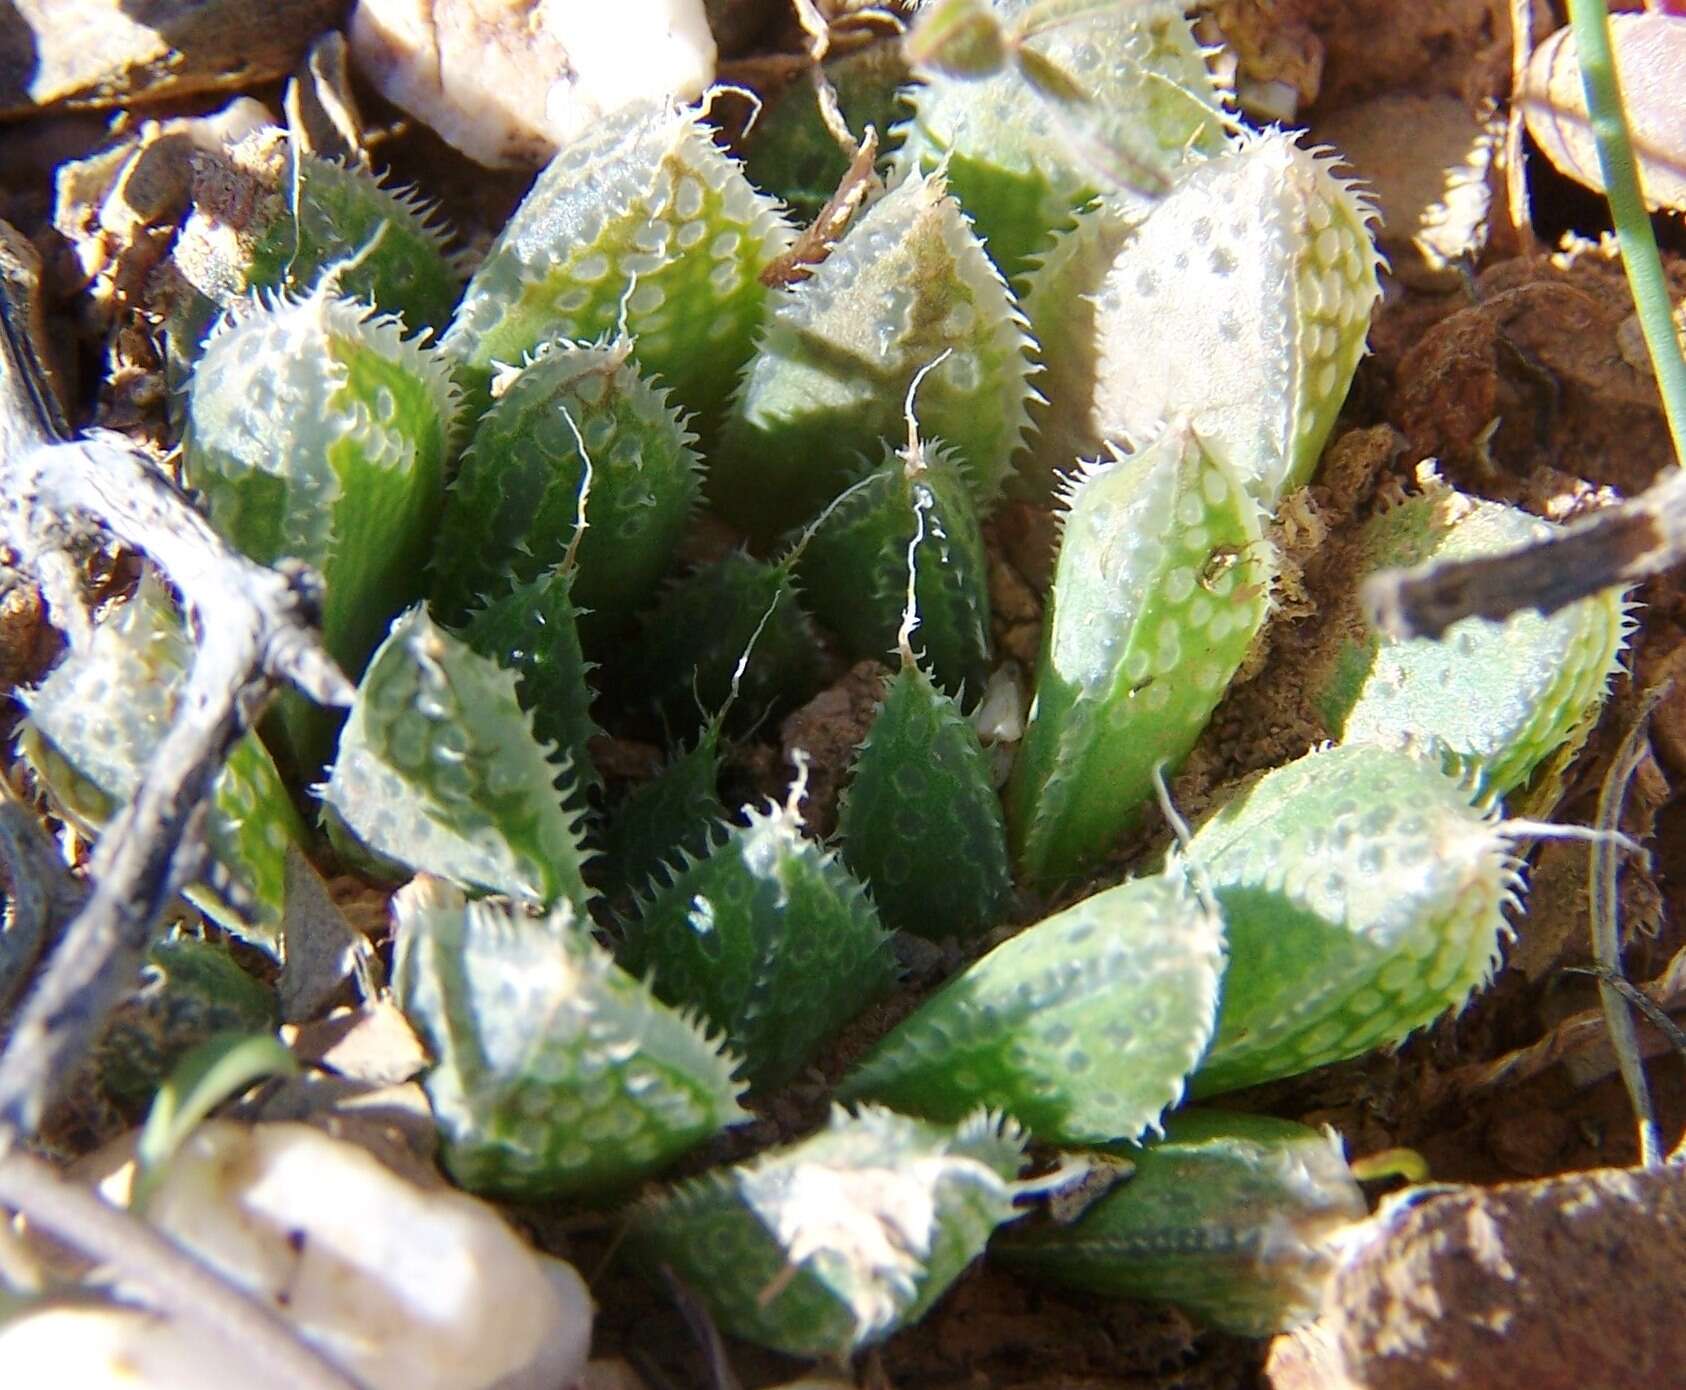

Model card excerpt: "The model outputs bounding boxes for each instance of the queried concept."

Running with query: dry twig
[1590,682,1668,1166]
[1452,943,1686,1094]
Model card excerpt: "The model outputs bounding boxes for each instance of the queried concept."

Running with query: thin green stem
[1566,0,1686,467]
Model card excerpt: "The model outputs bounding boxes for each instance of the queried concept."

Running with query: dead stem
[1591,680,1670,1166]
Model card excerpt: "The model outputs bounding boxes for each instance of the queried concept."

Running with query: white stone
[63,1121,593,1390]
[350,0,716,168]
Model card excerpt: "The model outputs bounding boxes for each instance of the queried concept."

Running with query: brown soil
[5,1,1686,1388]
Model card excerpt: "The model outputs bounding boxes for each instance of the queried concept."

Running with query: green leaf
[710,169,1037,540]
[1185,744,1521,1096]
[598,722,725,902]
[742,42,910,223]
[19,576,306,953]
[791,439,992,698]
[625,1105,1027,1357]
[456,567,603,810]
[896,0,1226,280]
[614,551,826,741]
[393,877,747,1199]
[623,797,895,1091]
[996,1109,1367,1335]
[1007,424,1272,886]
[323,605,592,912]
[1311,482,1631,799]
[1091,128,1383,510]
[1017,196,1134,496]
[839,871,1222,1142]
[184,287,458,775]
[838,663,1011,939]
[431,338,701,644]
[172,133,460,338]
[441,100,794,431]
[96,936,279,1106]
[133,1032,297,1211]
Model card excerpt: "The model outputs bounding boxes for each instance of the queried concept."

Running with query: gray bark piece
[0,215,352,1141]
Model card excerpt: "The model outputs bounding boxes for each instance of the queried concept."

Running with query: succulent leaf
[1017,196,1134,494]
[430,337,701,641]
[837,662,1011,939]
[323,606,591,913]
[743,41,910,223]
[709,169,1037,540]
[172,131,460,336]
[456,566,603,808]
[183,286,458,774]
[96,935,280,1106]
[161,133,461,384]
[18,576,305,953]
[996,1109,1367,1335]
[598,723,725,902]
[1185,744,1520,1097]
[791,438,992,697]
[622,796,896,1090]
[615,551,826,739]
[1312,485,1630,799]
[441,100,795,429]
[1091,128,1383,510]
[392,877,746,1199]
[896,0,1227,280]
[838,871,1223,1142]
[1007,424,1273,886]
[624,1104,1026,1357]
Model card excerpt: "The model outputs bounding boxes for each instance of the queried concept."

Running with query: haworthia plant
[18,576,305,953]
[1310,482,1630,799]
[1090,127,1383,510]
[1184,743,1521,1097]
[624,1105,1027,1357]
[61,16,1618,1349]
[838,659,1012,940]
[997,1109,1367,1335]
[622,792,895,1090]
[430,337,701,642]
[168,129,460,350]
[709,169,1037,540]
[392,877,747,1200]
[791,436,991,697]
[896,0,1229,280]
[183,286,458,774]
[441,100,795,428]
[839,871,1224,1143]
[1007,423,1273,886]
[456,567,602,808]
[323,606,591,913]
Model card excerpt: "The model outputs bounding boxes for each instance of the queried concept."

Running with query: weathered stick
[0,227,353,1139]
